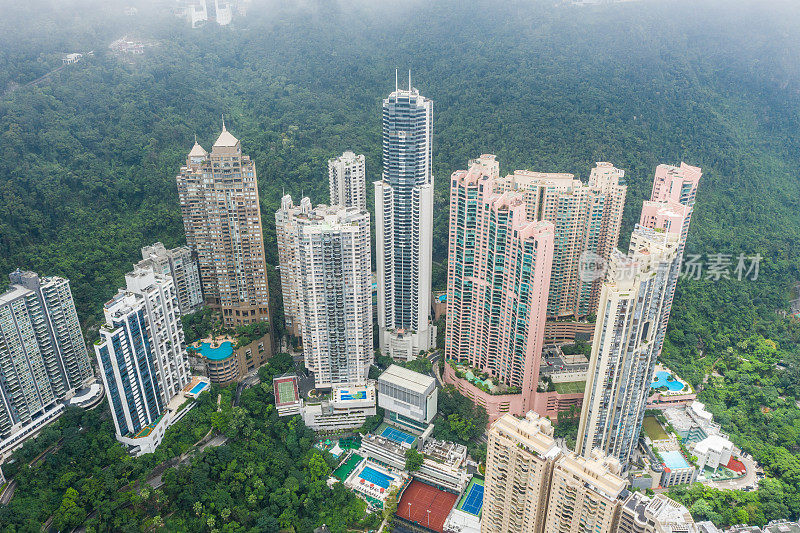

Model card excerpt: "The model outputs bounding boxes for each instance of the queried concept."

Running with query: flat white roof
[379,364,435,394]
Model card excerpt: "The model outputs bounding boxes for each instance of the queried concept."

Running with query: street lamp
[427,509,431,526]
[408,502,412,518]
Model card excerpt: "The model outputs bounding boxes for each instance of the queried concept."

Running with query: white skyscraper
[0,271,94,455]
[275,195,313,338]
[329,151,367,210]
[375,73,435,359]
[276,196,373,388]
[94,267,190,454]
[576,227,679,468]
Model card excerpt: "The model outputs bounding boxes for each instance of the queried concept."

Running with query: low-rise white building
[302,382,376,431]
[693,435,734,472]
[378,365,437,433]
[360,432,469,493]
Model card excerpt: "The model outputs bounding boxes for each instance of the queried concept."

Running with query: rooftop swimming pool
[650,370,686,391]
[340,389,366,401]
[195,341,234,361]
[661,450,691,470]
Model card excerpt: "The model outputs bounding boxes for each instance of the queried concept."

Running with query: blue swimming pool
[340,389,366,401]
[661,450,691,470]
[189,381,209,395]
[195,341,233,361]
[650,370,685,391]
[360,466,393,489]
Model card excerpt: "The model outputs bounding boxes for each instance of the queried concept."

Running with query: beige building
[544,450,627,533]
[176,125,271,328]
[481,412,687,533]
[494,162,626,319]
[482,412,561,533]
[618,492,697,533]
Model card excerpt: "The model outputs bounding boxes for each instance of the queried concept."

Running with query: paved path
[0,480,16,505]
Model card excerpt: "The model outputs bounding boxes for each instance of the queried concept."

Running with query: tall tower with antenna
[374,70,436,359]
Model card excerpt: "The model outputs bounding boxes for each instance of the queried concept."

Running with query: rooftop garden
[447,360,521,395]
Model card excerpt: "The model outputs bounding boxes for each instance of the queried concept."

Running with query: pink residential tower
[445,155,554,418]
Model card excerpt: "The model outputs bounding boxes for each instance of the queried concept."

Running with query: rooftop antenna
[408,69,412,91]
[395,68,399,92]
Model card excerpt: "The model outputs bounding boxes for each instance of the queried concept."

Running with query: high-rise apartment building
[639,163,702,355]
[276,196,372,388]
[483,412,627,533]
[8,271,94,397]
[275,195,313,337]
[329,151,367,210]
[0,272,93,420]
[544,450,627,533]
[483,412,561,533]
[495,162,627,319]
[176,125,271,329]
[446,155,554,414]
[576,227,679,468]
[0,271,94,455]
[94,267,190,454]
[139,242,204,315]
[375,76,436,359]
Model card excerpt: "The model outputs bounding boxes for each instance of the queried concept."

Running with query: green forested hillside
[3,0,800,526]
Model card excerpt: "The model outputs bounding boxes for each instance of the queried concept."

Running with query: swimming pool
[650,370,685,391]
[195,341,234,361]
[360,466,393,489]
[661,450,691,470]
[340,389,366,401]
[189,381,209,395]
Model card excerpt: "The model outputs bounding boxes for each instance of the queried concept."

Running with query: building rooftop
[554,448,626,501]
[188,141,207,158]
[763,522,800,533]
[492,411,559,459]
[379,364,435,394]
[213,124,239,147]
[0,284,32,305]
[421,438,467,466]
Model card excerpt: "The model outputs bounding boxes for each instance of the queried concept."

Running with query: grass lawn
[553,381,586,394]
[642,416,669,441]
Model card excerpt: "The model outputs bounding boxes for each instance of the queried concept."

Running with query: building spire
[395,68,399,92]
[408,69,412,91]
[222,114,227,131]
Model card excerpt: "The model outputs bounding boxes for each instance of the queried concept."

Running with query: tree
[405,448,424,471]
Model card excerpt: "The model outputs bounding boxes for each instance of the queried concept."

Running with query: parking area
[540,345,590,376]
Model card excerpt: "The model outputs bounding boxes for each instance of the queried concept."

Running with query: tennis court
[274,375,299,405]
[456,477,485,516]
[396,480,458,533]
[553,380,586,394]
[381,425,416,445]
